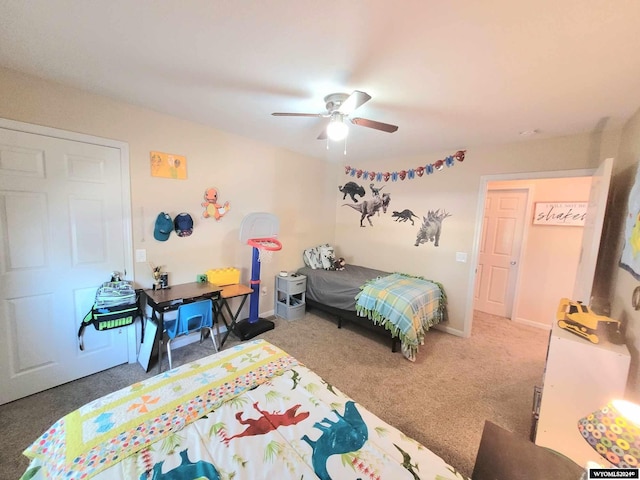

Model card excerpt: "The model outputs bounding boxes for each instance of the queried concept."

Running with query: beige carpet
[0,309,549,480]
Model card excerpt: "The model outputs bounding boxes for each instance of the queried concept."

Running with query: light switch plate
[456,252,467,263]
[135,249,147,263]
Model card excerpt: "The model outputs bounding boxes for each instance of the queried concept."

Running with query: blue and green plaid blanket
[355,273,446,361]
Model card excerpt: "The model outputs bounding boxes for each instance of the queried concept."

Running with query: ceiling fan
[272,90,398,141]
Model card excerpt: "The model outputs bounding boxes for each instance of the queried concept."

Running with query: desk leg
[212,301,221,348]
[210,301,220,349]
[214,316,221,350]
[154,310,164,374]
[137,295,145,344]
[220,294,249,348]
[215,299,230,345]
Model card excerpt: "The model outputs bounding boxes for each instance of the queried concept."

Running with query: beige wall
[0,67,338,314]
[335,132,621,335]
[486,177,592,329]
[2,65,633,351]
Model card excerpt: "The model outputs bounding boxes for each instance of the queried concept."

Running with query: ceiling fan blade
[338,90,371,115]
[271,112,325,117]
[350,117,399,133]
[317,129,327,140]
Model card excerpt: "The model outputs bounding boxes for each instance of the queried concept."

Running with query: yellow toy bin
[206,267,240,286]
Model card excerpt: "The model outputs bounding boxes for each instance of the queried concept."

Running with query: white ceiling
[1,0,640,163]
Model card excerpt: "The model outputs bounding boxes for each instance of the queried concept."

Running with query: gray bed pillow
[303,244,336,270]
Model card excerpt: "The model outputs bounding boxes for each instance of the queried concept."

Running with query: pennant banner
[345,150,466,181]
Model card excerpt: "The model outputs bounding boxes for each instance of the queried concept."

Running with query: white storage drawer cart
[275,274,306,320]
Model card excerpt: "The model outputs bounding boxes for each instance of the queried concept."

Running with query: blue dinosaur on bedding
[301,401,368,480]
[143,449,220,480]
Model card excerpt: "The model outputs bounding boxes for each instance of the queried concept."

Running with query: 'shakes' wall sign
[533,202,587,226]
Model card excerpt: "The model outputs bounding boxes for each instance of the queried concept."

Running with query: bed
[298,264,446,361]
[20,340,467,480]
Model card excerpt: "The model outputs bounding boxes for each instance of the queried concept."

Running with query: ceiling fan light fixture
[272,90,398,141]
[326,114,349,141]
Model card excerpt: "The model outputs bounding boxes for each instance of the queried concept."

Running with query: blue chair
[164,299,217,369]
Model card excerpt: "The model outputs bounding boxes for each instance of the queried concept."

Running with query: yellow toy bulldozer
[556,298,621,344]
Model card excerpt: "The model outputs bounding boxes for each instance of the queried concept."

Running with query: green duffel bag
[78,301,141,351]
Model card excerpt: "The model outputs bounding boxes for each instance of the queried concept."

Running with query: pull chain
[325,137,348,155]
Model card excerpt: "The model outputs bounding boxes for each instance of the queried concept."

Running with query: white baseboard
[435,324,467,337]
[512,317,551,330]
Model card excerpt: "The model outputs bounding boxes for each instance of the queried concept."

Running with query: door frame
[463,167,596,338]
[0,117,137,361]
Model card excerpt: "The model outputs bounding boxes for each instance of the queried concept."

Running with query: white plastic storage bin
[275,274,306,320]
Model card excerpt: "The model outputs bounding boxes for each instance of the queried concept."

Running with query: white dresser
[534,321,630,467]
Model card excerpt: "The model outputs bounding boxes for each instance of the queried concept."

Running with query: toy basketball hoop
[247,237,282,263]
[236,213,281,340]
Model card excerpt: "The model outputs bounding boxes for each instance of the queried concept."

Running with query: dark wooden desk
[142,282,222,373]
[215,284,253,347]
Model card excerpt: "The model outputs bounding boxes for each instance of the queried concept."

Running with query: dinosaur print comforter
[21,340,467,480]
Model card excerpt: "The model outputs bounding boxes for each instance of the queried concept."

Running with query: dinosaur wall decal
[338,182,365,202]
[369,183,385,197]
[415,209,452,247]
[301,401,369,480]
[392,209,419,225]
[343,193,391,227]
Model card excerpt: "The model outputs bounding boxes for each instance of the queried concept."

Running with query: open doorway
[466,167,602,337]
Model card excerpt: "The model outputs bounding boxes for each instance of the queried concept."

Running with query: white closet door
[0,124,133,404]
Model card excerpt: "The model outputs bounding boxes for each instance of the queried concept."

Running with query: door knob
[510,261,516,265]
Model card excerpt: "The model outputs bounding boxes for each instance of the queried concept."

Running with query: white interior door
[572,157,614,303]
[475,189,528,317]
[0,124,133,404]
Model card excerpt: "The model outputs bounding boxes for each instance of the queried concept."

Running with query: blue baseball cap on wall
[154,212,173,241]
[174,213,194,237]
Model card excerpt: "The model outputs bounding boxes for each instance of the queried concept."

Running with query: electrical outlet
[135,249,147,263]
[261,287,267,296]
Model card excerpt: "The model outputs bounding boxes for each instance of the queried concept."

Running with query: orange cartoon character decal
[202,187,230,220]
